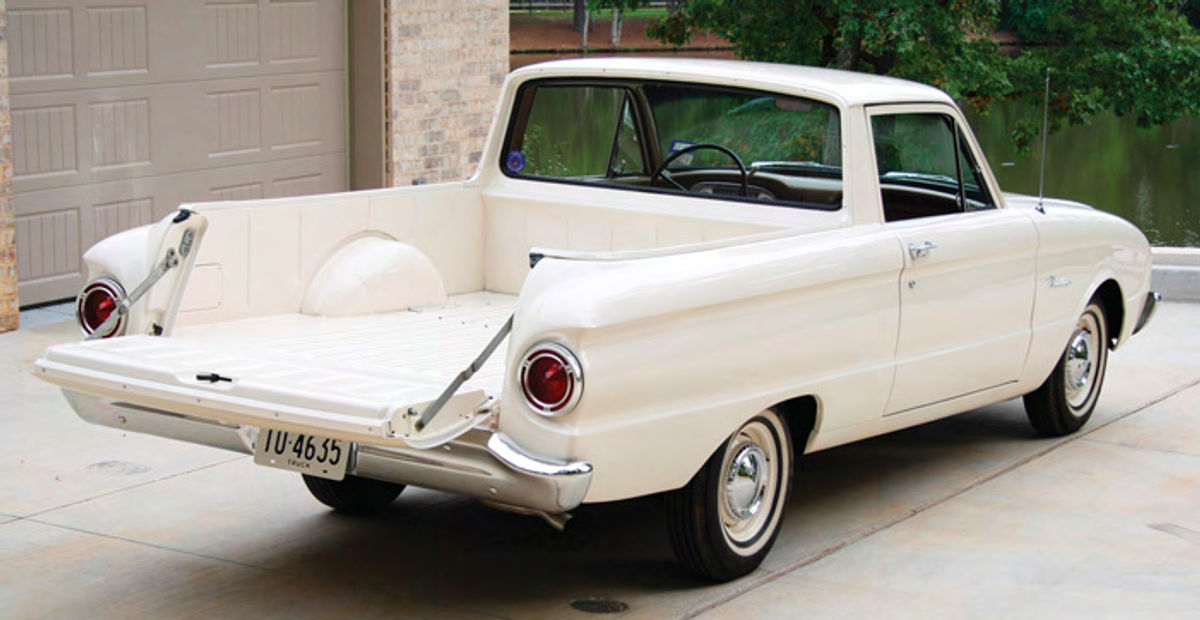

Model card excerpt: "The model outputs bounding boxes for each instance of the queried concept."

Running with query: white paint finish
[179,264,223,313]
[33,59,1158,511]
[481,175,844,294]
[499,226,904,500]
[885,209,1038,413]
[36,292,516,446]
[170,183,483,327]
[301,238,446,317]
[11,0,347,305]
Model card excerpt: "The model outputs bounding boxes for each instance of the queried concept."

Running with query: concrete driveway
[3,304,1198,618]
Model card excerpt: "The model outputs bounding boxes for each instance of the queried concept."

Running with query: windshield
[645,85,841,174]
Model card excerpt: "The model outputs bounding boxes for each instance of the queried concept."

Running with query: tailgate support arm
[88,247,180,340]
[412,315,513,431]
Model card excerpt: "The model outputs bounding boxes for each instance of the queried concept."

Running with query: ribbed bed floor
[170,291,517,394]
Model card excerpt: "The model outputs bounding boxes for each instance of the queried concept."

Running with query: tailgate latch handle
[196,373,233,383]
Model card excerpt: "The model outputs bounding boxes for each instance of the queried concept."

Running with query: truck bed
[37,291,518,446]
[171,291,516,395]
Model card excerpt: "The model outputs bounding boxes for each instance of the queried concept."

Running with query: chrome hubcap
[718,418,781,553]
[1064,313,1101,409]
[724,444,767,520]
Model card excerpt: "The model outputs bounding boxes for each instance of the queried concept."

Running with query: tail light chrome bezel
[518,342,584,417]
[76,277,127,338]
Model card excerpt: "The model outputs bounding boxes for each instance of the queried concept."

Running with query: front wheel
[666,409,793,582]
[302,474,405,514]
[1023,299,1109,437]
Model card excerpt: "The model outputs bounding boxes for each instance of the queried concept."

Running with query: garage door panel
[12,0,347,305]
[9,7,75,82]
[11,2,344,93]
[12,101,85,190]
[14,207,84,298]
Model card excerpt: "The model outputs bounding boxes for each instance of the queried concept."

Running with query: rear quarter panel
[499,226,904,502]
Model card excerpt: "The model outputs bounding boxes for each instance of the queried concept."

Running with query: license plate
[253,428,350,480]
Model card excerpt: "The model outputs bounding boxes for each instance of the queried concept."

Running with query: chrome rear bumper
[64,391,592,514]
[1133,291,1161,335]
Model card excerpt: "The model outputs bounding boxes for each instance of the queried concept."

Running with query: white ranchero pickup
[36,58,1159,581]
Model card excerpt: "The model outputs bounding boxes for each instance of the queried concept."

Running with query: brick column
[0,0,15,333]
[385,1,509,186]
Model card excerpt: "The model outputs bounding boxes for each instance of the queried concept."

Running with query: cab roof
[509,57,955,108]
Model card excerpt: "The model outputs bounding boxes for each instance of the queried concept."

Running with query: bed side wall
[175,184,485,327]
[481,176,847,295]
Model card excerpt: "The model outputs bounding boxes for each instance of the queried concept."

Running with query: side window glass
[609,96,644,176]
[872,113,994,222]
[957,135,995,211]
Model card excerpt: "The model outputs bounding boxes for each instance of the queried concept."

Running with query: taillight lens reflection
[77,279,125,338]
[519,343,583,416]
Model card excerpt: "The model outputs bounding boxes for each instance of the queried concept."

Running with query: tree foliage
[649,0,1200,151]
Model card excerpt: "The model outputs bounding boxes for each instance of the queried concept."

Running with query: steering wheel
[650,143,749,197]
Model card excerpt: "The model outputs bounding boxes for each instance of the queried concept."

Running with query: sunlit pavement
[2,304,1198,618]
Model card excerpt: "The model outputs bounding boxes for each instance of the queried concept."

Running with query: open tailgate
[35,334,494,448]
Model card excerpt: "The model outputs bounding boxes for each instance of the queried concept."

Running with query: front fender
[1018,200,1152,389]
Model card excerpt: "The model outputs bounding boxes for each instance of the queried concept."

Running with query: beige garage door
[12,0,347,305]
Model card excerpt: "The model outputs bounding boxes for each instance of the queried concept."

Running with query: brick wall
[0,0,14,333]
[386,1,509,186]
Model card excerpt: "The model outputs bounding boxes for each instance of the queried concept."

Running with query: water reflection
[965,105,1199,247]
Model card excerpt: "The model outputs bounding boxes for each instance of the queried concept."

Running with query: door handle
[907,241,938,259]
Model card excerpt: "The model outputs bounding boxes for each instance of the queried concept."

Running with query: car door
[867,105,1037,415]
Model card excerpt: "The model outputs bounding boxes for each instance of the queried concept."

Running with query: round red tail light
[76,278,126,338]
[519,343,583,416]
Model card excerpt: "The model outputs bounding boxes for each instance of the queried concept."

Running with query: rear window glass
[502,79,843,211]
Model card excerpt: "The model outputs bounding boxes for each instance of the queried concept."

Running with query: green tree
[649,0,1200,151]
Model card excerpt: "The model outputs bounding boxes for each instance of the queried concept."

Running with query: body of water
[966,105,1199,247]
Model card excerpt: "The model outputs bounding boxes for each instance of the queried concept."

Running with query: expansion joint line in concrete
[682,376,1200,619]
[3,456,509,619]
[10,456,245,522]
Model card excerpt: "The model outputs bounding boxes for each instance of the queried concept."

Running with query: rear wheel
[666,409,792,582]
[302,474,405,514]
[1023,299,1109,437]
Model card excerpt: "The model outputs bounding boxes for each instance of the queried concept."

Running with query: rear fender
[79,209,209,338]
